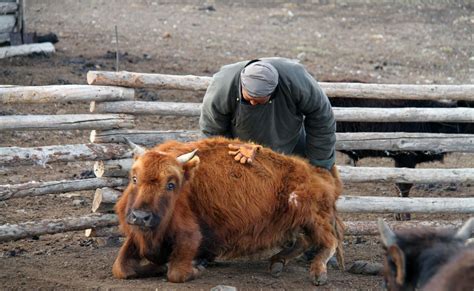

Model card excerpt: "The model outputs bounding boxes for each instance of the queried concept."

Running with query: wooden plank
[87,71,474,101]
[0,85,135,104]
[0,114,135,131]
[0,143,132,167]
[0,213,118,242]
[337,196,474,214]
[0,178,128,201]
[90,129,474,153]
[91,187,122,213]
[91,101,474,123]
[0,42,55,59]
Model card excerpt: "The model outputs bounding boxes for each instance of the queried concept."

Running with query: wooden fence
[0,71,473,242]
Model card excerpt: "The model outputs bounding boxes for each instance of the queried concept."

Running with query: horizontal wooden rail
[337,196,474,214]
[0,3,17,14]
[0,114,135,131]
[93,158,474,184]
[0,143,132,167]
[0,85,135,104]
[344,220,465,235]
[87,71,474,101]
[0,177,128,201]
[84,220,468,238]
[0,214,468,242]
[90,129,474,153]
[0,213,118,242]
[91,101,474,123]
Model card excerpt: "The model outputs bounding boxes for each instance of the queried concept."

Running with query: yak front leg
[113,237,166,279]
[304,222,339,286]
[166,231,203,283]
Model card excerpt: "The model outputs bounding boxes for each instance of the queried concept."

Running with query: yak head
[377,217,473,291]
[122,139,200,231]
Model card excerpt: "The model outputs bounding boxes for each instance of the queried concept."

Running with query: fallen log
[84,226,120,238]
[0,114,135,131]
[0,85,135,104]
[90,129,474,153]
[91,101,474,123]
[337,196,474,214]
[0,42,55,59]
[0,213,118,242]
[0,177,128,201]
[0,143,132,167]
[86,71,474,101]
[91,187,122,213]
[93,159,133,178]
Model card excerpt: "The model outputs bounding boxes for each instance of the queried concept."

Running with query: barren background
[0,0,473,289]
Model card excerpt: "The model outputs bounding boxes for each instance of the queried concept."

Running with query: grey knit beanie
[240,61,279,98]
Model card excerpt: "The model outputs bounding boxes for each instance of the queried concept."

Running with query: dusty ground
[0,0,473,289]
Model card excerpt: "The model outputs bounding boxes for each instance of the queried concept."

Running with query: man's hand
[228,143,262,164]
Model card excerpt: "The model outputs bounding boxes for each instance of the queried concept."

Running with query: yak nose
[127,209,155,227]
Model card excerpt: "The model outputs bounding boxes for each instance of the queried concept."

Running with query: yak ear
[388,245,406,286]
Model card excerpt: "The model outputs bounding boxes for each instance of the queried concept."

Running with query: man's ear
[388,245,406,286]
[183,156,200,181]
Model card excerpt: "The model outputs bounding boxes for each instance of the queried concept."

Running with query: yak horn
[455,217,474,240]
[123,137,146,156]
[378,218,397,248]
[177,149,198,164]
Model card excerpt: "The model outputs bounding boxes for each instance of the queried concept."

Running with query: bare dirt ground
[0,0,473,289]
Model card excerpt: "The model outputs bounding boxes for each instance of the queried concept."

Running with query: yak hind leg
[269,233,311,277]
[304,222,339,286]
[113,237,167,279]
[394,182,413,221]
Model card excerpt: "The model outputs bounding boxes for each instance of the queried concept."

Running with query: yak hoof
[312,272,328,286]
[270,261,284,278]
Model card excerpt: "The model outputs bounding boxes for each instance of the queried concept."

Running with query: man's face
[241,88,271,106]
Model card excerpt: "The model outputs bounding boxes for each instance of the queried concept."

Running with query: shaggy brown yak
[113,137,344,285]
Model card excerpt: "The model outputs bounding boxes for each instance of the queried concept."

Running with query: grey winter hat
[240,61,279,98]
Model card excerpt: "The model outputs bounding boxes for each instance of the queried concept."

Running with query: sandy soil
[0,0,472,289]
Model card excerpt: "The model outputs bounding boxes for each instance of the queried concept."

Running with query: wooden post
[94,159,133,178]
[86,71,474,101]
[0,177,128,201]
[92,187,122,213]
[0,85,135,104]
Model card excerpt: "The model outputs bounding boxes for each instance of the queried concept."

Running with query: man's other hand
[228,143,262,164]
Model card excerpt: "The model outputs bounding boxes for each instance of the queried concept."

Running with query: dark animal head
[378,218,473,291]
[123,139,200,231]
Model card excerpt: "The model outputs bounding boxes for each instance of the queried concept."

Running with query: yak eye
[166,182,176,191]
[132,176,137,184]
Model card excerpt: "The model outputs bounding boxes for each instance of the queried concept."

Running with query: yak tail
[333,214,345,271]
